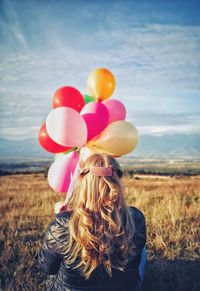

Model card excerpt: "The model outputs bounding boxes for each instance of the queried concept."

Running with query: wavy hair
[65,153,135,279]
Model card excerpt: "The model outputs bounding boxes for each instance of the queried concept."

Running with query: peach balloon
[88,121,139,156]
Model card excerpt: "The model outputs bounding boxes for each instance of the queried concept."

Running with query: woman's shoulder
[55,210,72,226]
[128,206,146,252]
[128,206,146,222]
[128,206,146,233]
[45,211,71,245]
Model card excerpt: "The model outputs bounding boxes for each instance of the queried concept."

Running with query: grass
[0,173,199,290]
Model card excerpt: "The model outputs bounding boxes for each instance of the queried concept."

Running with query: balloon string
[63,148,83,206]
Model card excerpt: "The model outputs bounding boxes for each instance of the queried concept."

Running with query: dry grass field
[0,173,199,291]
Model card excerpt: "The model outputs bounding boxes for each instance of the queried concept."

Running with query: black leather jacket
[37,207,146,291]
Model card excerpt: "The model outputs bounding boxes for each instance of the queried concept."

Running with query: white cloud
[0,126,39,140]
[137,124,200,136]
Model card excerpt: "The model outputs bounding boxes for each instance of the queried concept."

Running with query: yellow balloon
[87,68,116,101]
[88,121,139,156]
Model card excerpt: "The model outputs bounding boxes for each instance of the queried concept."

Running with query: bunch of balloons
[38,68,139,193]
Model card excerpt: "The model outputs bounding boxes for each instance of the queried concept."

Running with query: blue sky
[0,0,200,140]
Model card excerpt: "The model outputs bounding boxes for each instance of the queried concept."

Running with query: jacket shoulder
[45,211,71,248]
[128,206,146,253]
[55,210,71,226]
[129,206,146,225]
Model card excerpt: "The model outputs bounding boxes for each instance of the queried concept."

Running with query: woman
[38,153,146,290]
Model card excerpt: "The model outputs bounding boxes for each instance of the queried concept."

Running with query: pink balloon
[48,151,79,193]
[46,107,87,147]
[103,99,126,124]
[81,101,109,141]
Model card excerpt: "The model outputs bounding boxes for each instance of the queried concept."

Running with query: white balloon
[46,107,87,147]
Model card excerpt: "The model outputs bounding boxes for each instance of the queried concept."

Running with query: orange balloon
[87,68,115,101]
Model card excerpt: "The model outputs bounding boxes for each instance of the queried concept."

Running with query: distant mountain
[0,134,200,159]
[0,138,52,158]
[133,134,200,158]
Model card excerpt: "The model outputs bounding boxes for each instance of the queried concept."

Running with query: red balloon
[38,124,72,153]
[52,86,85,112]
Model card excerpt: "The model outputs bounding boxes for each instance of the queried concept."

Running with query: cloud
[0,23,199,93]
[0,0,200,140]
[137,124,200,136]
[0,126,39,140]
[0,0,28,49]
[128,112,200,136]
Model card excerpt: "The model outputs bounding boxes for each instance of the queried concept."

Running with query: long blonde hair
[65,154,135,279]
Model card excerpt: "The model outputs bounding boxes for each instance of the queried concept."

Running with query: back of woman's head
[66,153,135,279]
